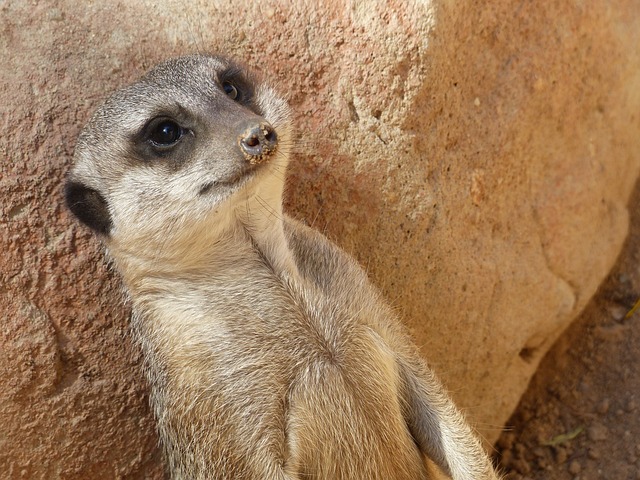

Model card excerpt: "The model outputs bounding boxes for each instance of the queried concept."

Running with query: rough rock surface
[1,1,639,477]
[496,182,640,479]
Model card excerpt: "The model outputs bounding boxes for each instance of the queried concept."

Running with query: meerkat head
[65,54,292,256]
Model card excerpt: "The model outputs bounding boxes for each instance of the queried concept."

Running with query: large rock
[1,0,638,477]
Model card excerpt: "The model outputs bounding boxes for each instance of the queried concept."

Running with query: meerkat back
[65,54,501,480]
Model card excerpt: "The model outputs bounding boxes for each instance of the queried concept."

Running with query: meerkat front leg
[397,357,502,480]
[282,218,502,479]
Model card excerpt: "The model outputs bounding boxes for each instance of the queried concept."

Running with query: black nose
[239,122,278,163]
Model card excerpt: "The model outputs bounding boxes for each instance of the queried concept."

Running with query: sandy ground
[495,181,640,479]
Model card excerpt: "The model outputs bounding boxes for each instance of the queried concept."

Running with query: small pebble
[608,304,627,321]
[555,447,568,464]
[588,448,601,460]
[587,423,609,441]
[513,458,531,475]
[626,398,637,412]
[577,381,591,393]
[533,447,546,458]
[597,398,610,414]
[568,460,582,474]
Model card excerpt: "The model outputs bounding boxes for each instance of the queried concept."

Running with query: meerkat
[65,54,501,480]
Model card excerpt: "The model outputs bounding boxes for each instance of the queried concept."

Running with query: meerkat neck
[107,205,298,295]
[233,169,299,279]
[238,210,299,279]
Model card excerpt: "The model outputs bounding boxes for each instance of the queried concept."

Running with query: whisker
[255,195,283,221]
[310,204,323,229]
[246,191,252,222]
[182,9,204,54]
[267,167,287,183]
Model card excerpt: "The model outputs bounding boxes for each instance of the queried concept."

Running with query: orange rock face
[1,1,639,477]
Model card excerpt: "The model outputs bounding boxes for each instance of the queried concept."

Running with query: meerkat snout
[238,120,278,164]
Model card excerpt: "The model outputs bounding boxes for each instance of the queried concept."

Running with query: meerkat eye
[148,119,184,147]
[222,81,238,100]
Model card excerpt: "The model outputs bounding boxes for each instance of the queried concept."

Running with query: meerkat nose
[239,121,278,164]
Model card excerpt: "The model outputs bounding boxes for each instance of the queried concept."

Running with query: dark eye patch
[131,113,193,164]
[222,81,238,100]
[149,119,184,146]
[137,116,190,158]
[218,66,255,105]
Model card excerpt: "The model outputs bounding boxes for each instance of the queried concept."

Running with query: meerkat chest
[131,251,426,478]
[132,256,323,377]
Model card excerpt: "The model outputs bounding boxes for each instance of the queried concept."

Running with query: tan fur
[66,54,502,480]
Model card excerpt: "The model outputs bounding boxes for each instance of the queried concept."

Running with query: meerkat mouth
[198,158,272,196]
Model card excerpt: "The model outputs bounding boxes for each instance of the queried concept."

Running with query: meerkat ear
[65,180,112,236]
